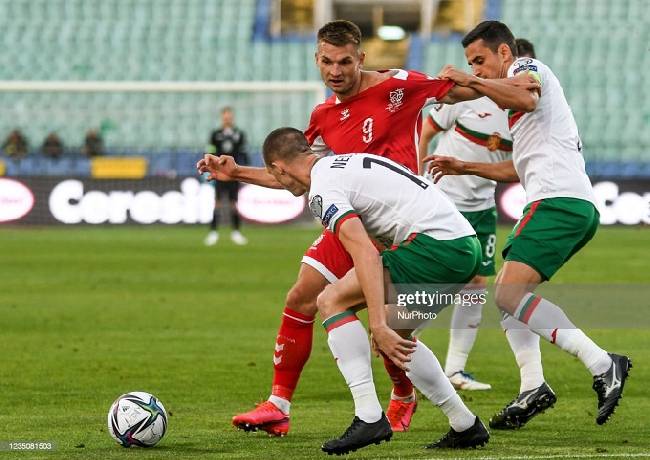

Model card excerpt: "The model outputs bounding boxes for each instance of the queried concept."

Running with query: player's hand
[421,154,466,183]
[369,333,381,357]
[510,72,541,95]
[371,325,416,371]
[437,65,473,87]
[196,154,239,181]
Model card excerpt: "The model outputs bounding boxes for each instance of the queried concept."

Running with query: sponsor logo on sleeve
[513,61,538,75]
[322,204,339,227]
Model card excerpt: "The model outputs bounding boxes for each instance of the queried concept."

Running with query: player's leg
[495,198,630,425]
[232,231,354,436]
[232,263,326,435]
[204,182,221,246]
[445,274,491,390]
[228,182,247,245]
[489,263,556,429]
[381,233,489,448]
[318,265,486,453]
[317,269,391,455]
[445,208,495,390]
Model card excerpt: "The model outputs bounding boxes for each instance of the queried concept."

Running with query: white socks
[268,395,290,414]
[501,313,545,392]
[445,290,485,376]
[515,293,612,376]
[407,340,476,432]
[325,313,382,423]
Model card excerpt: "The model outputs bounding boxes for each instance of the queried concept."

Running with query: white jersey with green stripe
[428,97,512,212]
[506,58,596,206]
[308,153,475,248]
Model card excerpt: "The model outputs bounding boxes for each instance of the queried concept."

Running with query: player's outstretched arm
[423,154,519,183]
[337,218,416,370]
[437,65,540,112]
[439,85,482,104]
[466,75,539,112]
[196,154,283,189]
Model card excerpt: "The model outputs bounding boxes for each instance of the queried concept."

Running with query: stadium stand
[0,0,318,163]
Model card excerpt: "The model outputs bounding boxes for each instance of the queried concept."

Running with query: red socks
[271,307,315,401]
[380,350,414,398]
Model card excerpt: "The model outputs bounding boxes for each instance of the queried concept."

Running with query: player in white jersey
[426,21,631,429]
[418,96,513,391]
[261,127,490,454]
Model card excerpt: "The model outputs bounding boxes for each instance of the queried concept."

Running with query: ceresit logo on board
[48,178,215,224]
[0,178,35,222]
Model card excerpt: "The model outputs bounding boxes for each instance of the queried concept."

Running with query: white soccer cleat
[449,371,492,391]
[204,231,219,246]
[231,230,248,246]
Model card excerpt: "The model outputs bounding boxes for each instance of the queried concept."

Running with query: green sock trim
[322,310,356,331]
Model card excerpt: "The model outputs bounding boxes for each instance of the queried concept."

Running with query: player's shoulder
[378,68,438,84]
[311,154,356,187]
[509,57,547,76]
[428,101,452,117]
[403,69,434,80]
[310,94,338,114]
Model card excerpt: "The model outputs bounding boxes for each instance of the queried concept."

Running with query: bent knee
[316,285,338,318]
[285,283,318,315]
[316,285,350,319]
[494,285,526,313]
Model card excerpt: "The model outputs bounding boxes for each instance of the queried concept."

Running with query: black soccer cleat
[426,416,489,449]
[489,382,557,430]
[321,413,392,456]
[593,353,632,425]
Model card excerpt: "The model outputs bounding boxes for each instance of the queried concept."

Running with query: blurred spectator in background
[516,38,536,58]
[204,106,249,247]
[2,129,29,158]
[42,132,64,159]
[82,129,104,157]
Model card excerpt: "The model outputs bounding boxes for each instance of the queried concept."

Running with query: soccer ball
[107,391,168,448]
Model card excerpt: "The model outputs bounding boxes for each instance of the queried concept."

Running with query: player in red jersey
[197,20,536,437]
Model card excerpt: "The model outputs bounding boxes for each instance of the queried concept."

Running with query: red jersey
[304,69,454,173]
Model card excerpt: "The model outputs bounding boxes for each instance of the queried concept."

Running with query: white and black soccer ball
[107,391,168,448]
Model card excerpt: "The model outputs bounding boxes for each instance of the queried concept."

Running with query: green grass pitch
[1,224,649,459]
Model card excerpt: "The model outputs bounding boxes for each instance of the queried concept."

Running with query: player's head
[515,38,536,59]
[221,106,234,127]
[263,127,314,196]
[462,21,517,79]
[315,20,365,97]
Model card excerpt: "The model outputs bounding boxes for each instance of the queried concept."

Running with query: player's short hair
[515,38,536,59]
[221,106,233,114]
[317,20,362,48]
[263,127,310,165]
[462,21,517,57]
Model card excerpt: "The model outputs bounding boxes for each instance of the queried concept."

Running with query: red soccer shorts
[302,229,354,283]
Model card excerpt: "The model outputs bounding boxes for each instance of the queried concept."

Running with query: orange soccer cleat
[386,394,418,432]
[232,401,290,437]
